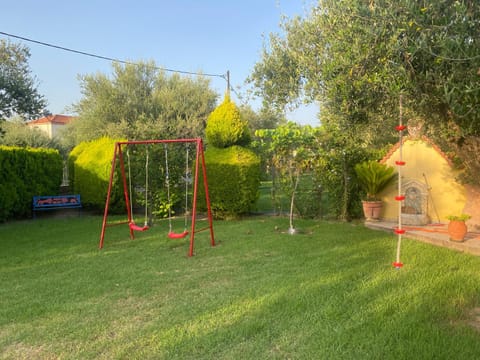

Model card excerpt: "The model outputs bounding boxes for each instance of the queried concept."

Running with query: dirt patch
[466,307,480,331]
[2,343,57,360]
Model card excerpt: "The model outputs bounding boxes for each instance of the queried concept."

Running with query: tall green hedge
[205,94,251,148]
[69,137,124,212]
[200,145,260,219]
[0,146,63,221]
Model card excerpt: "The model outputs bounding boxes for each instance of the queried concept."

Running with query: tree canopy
[205,93,251,148]
[0,116,56,149]
[69,61,218,144]
[0,39,46,125]
[240,104,286,133]
[250,0,480,147]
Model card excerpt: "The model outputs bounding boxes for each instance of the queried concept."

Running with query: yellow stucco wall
[379,138,466,224]
[31,123,53,138]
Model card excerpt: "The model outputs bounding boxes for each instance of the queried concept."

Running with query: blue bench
[33,194,82,217]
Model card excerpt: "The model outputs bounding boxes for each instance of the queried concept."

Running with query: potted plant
[446,213,471,242]
[354,160,395,221]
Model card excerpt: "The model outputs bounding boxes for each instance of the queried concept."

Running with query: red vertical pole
[99,143,135,249]
[393,95,405,269]
[199,139,215,247]
[118,145,135,240]
[189,140,200,257]
[188,139,215,256]
[100,143,120,249]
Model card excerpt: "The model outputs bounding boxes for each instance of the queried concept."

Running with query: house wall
[31,123,53,138]
[27,115,74,139]
[51,123,65,138]
[379,138,467,225]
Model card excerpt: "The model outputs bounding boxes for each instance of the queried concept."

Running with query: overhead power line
[0,30,227,79]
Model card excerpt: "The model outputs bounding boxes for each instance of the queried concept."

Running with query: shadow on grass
[2,216,480,358]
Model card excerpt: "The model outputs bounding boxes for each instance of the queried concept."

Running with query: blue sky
[1,0,319,126]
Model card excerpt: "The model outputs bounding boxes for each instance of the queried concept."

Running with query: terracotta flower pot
[362,200,383,221]
[448,220,468,242]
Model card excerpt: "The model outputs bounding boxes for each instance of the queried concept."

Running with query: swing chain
[164,144,173,233]
[164,143,190,238]
[144,146,149,227]
[126,145,150,232]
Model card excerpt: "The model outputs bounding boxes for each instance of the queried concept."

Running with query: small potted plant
[446,213,471,242]
[355,160,396,221]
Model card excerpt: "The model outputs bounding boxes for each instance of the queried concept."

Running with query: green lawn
[1,215,480,359]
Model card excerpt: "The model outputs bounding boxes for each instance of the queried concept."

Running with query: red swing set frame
[99,138,215,257]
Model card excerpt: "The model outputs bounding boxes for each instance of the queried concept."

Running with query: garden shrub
[0,146,63,221]
[205,94,251,148]
[199,145,261,219]
[69,137,125,212]
[68,140,90,192]
[293,173,323,219]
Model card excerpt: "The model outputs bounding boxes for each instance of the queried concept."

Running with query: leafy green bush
[446,213,471,222]
[68,140,89,192]
[0,146,63,221]
[354,160,395,201]
[293,174,323,219]
[205,94,251,148]
[69,137,124,212]
[199,145,260,219]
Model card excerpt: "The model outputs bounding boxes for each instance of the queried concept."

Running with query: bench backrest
[33,195,82,209]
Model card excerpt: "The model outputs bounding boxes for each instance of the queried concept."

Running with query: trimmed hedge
[200,145,261,219]
[205,94,251,148]
[69,137,124,212]
[0,146,63,221]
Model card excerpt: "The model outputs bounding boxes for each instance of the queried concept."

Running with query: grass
[255,181,290,215]
[2,214,480,359]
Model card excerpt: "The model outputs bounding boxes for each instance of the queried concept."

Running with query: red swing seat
[129,222,149,232]
[168,230,189,239]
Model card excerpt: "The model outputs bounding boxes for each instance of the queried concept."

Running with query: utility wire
[0,30,248,103]
[0,30,227,79]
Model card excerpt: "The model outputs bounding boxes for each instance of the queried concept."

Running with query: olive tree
[70,61,218,144]
[0,40,47,133]
[250,0,480,182]
[255,122,321,230]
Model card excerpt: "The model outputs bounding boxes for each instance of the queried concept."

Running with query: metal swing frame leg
[99,138,215,257]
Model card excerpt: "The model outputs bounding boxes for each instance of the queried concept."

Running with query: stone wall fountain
[401,179,430,225]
